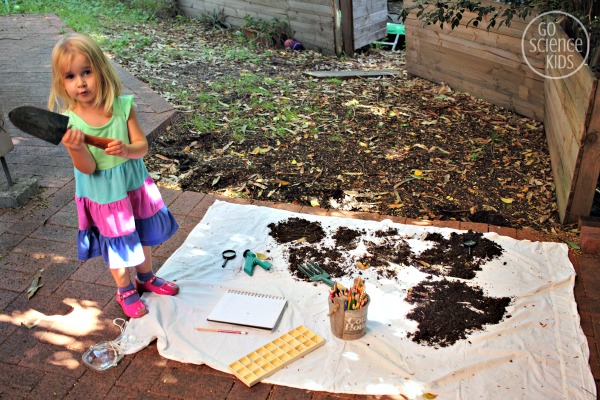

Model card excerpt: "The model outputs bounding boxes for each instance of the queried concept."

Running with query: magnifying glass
[221,250,237,268]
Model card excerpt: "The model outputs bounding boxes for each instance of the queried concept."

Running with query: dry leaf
[310,197,320,207]
[501,197,514,204]
[423,393,438,399]
[356,261,369,270]
[27,269,44,299]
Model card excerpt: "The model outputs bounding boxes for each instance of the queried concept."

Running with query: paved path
[0,14,598,399]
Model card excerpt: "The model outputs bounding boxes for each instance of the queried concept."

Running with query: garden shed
[177,0,388,56]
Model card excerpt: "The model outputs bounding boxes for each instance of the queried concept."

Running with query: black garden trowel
[9,105,112,149]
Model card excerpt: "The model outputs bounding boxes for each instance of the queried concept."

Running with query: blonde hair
[48,34,121,115]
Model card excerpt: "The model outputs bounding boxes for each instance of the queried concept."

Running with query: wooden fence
[404,0,546,121]
[545,26,600,224]
[177,0,387,55]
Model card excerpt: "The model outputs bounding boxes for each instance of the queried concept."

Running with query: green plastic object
[243,249,272,276]
[387,23,405,36]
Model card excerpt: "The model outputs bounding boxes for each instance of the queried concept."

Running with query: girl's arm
[104,107,148,159]
[62,128,96,174]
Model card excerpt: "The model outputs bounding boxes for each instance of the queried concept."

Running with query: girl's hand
[61,128,87,151]
[62,128,96,174]
[104,139,129,158]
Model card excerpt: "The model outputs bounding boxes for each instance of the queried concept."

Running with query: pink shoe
[136,276,179,296]
[116,289,147,318]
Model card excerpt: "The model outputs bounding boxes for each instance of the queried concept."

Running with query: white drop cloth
[123,200,595,399]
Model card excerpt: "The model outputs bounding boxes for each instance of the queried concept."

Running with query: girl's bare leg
[134,246,153,275]
[110,267,133,287]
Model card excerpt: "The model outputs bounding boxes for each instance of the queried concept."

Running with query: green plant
[242,15,290,48]
[198,8,230,30]
[128,0,179,20]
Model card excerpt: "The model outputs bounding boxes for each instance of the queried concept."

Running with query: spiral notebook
[207,290,288,330]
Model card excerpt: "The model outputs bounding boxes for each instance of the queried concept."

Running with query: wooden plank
[405,19,539,67]
[546,27,595,137]
[289,1,332,15]
[354,27,388,49]
[407,61,544,120]
[405,16,543,56]
[340,0,354,55]
[289,0,330,5]
[544,77,583,220]
[567,81,600,221]
[353,10,387,29]
[303,69,400,78]
[288,12,334,28]
[353,19,387,37]
[352,0,386,19]
[181,0,337,54]
[407,33,544,105]
[408,25,544,78]
[546,67,592,145]
[404,0,541,38]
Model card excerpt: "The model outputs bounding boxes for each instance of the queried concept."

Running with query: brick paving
[1,14,598,399]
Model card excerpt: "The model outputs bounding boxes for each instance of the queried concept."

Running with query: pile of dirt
[268,217,511,346]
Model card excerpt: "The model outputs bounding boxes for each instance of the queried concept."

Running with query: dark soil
[414,230,504,279]
[268,217,511,346]
[406,279,511,347]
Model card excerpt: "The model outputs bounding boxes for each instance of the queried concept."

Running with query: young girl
[48,33,179,318]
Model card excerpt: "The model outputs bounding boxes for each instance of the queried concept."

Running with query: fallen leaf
[356,261,369,270]
[501,197,514,204]
[310,197,320,207]
[212,175,221,186]
[423,393,438,399]
[563,240,581,250]
[27,269,44,300]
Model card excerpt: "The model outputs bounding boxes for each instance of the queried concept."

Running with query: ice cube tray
[228,325,325,387]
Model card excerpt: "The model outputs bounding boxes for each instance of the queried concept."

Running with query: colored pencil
[195,327,248,334]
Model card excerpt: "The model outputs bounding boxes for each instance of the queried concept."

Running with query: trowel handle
[255,258,273,271]
[322,278,335,287]
[84,134,113,150]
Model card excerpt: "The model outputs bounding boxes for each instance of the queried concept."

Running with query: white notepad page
[207,290,288,330]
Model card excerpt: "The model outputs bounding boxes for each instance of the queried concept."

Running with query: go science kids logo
[521,11,590,79]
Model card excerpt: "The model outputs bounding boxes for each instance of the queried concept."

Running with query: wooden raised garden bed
[405,1,599,223]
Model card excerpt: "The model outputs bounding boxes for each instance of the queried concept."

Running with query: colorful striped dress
[67,95,178,269]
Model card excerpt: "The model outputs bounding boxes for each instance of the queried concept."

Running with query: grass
[0,0,153,34]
